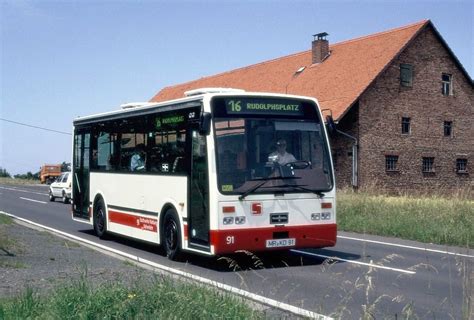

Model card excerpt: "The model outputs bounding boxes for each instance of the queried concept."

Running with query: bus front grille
[270,212,288,224]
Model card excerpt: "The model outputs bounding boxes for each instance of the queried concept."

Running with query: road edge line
[291,249,416,275]
[338,235,474,259]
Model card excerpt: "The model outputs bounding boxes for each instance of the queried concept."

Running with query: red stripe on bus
[210,224,337,255]
[108,210,158,232]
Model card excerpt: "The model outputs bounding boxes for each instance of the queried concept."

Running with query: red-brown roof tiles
[150,20,430,121]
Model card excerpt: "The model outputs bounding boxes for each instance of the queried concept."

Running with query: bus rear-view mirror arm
[325,115,337,136]
[199,112,212,135]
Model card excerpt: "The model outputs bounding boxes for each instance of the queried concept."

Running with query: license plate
[266,238,296,248]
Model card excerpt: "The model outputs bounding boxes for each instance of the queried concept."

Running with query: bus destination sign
[225,98,304,116]
[155,108,200,129]
[156,115,185,129]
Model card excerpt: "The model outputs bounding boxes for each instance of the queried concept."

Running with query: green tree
[13,171,39,180]
[0,167,11,178]
[61,162,71,172]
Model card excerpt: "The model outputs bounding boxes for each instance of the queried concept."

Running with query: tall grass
[337,189,473,247]
[0,177,40,186]
[0,274,263,319]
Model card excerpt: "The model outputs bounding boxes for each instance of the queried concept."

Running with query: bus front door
[188,131,210,250]
[72,132,90,220]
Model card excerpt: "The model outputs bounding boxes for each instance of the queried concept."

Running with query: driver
[269,139,296,165]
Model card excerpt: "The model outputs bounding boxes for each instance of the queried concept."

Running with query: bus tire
[93,198,108,239]
[162,209,183,261]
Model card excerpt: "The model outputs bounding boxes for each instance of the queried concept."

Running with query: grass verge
[337,189,473,247]
[0,215,15,257]
[0,215,13,225]
[0,274,263,319]
[0,177,40,186]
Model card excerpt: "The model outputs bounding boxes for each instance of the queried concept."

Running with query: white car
[49,172,72,203]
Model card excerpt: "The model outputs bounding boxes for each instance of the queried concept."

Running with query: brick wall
[355,25,473,193]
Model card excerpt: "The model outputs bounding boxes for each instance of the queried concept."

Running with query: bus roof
[73,90,319,126]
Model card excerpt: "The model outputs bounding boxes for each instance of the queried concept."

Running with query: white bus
[72,89,336,260]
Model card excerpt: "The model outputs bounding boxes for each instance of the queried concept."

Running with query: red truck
[40,164,62,184]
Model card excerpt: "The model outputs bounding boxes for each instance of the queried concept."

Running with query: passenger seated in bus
[130,144,146,171]
[268,139,296,165]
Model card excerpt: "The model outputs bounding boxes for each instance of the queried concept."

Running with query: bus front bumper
[210,224,337,255]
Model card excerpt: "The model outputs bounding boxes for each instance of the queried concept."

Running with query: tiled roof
[150,20,430,121]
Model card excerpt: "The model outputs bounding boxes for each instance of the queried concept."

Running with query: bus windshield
[212,97,333,196]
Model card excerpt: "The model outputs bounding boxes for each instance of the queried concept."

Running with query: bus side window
[108,152,120,171]
[96,132,116,171]
[170,130,186,174]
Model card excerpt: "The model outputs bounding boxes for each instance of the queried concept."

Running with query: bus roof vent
[120,102,154,110]
[184,88,245,97]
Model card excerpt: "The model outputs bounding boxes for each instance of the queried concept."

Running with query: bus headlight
[235,216,246,224]
[223,217,234,225]
[322,212,331,220]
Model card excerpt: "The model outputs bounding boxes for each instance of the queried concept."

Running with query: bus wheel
[93,199,108,239]
[163,209,183,261]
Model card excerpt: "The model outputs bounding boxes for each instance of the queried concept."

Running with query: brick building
[150,20,473,192]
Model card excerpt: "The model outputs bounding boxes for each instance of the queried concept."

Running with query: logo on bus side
[136,217,157,232]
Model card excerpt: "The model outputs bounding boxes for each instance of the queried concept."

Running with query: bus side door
[188,130,210,249]
[73,132,90,219]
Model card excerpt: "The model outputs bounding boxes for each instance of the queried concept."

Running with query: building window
[456,158,467,173]
[444,121,452,137]
[422,157,435,173]
[401,117,411,134]
[400,64,413,87]
[385,155,399,172]
[442,73,452,96]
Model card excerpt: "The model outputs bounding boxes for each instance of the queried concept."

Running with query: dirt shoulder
[0,219,151,298]
[0,219,296,319]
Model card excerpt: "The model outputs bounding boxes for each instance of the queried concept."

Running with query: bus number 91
[226,236,235,245]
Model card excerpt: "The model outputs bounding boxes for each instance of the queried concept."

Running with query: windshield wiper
[238,177,300,200]
[275,184,325,197]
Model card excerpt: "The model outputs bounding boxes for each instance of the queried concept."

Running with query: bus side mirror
[199,112,212,135]
[326,115,337,136]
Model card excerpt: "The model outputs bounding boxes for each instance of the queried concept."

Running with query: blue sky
[1,0,472,175]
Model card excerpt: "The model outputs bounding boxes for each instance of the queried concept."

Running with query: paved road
[1,184,472,319]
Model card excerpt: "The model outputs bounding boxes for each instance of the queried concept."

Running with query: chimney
[312,32,329,64]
